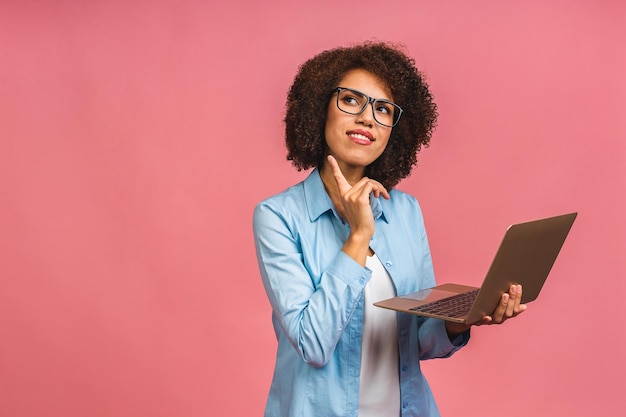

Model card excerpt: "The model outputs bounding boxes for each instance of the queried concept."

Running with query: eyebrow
[339,87,395,103]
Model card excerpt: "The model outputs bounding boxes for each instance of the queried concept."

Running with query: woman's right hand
[326,155,389,265]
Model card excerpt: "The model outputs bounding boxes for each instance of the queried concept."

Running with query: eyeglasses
[334,87,403,128]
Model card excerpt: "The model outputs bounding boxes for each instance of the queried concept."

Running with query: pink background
[1,1,625,416]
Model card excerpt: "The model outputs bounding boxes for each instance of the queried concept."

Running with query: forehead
[338,69,393,101]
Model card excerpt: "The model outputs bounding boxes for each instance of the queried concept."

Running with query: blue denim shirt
[253,169,469,417]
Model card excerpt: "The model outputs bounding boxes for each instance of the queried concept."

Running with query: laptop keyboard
[409,289,480,318]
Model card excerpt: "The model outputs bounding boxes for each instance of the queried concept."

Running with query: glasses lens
[372,100,398,127]
[336,88,401,127]
[337,89,368,115]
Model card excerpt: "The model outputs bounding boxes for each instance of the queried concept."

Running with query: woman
[253,42,525,417]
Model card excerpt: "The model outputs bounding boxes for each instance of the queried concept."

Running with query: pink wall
[1,1,624,416]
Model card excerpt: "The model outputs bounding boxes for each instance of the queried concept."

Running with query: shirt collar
[303,168,389,223]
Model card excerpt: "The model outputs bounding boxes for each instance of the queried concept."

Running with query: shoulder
[254,169,330,226]
[389,188,419,203]
[254,181,306,220]
[386,188,424,214]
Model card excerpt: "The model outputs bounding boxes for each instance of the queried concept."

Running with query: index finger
[326,155,352,194]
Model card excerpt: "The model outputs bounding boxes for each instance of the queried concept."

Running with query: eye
[341,93,362,107]
[375,101,393,115]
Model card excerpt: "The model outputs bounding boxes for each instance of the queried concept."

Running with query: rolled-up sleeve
[417,317,470,360]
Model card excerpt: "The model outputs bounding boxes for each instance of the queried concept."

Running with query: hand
[445,285,528,337]
[474,284,528,326]
[326,155,390,239]
[326,155,389,265]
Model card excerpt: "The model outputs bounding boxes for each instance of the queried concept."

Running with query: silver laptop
[374,212,577,324]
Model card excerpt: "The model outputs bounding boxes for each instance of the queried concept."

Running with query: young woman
[253,42,525,417]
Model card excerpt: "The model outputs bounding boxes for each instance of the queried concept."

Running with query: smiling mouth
[347,130,375,142]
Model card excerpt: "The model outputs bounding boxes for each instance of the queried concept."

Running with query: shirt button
[401,365,408,372]
[402,401,408,408]
[359,278,365,285]
[385,261,393,267]
[400,329,407,336]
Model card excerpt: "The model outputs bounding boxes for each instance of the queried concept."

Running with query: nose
[354,101,375,127]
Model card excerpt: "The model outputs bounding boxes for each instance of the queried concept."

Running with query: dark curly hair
[284,41,438,189]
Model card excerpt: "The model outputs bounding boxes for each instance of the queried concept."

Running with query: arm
[253,202,369,368]
[253,157,391,367]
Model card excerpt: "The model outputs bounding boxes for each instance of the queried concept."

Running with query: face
[324,69,393,175]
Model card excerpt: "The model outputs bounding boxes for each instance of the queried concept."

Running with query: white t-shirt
[358,254,400,417]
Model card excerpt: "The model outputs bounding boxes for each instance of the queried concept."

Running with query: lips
[347,129,374,144]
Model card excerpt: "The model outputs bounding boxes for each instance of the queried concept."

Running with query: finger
[506,284,526,317]
[473,316,493,326]
[492,293,509,323]
[349,178,378,203]
[368,179,390,200]
[375,182,390,200]
[344,183,374,208]
[326,155,351,195]
[514,286,528,315]
[504,285,518,318]
[351,176,390,201]
[512,285,524,314]
[516,286,528,315]
[326,155,352,195]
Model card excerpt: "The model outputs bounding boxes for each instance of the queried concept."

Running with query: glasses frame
[334,87,403,128]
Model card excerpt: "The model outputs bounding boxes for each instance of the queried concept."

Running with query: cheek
[324,108,345,141]
[325,105,340,128]
[377,130,392,148]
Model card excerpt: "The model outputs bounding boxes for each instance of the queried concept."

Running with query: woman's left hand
[476,284,527,325]
[445,284,528,336]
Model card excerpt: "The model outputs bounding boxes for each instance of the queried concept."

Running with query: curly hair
[284,41,438,189]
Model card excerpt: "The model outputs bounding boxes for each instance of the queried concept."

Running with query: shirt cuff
[448,327,471,347]
[326,251,371,291]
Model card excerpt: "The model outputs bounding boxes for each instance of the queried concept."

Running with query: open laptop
[374,212,577,324]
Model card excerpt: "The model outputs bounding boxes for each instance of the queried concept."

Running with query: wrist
[445,321,471,338]
[342,233,372,267]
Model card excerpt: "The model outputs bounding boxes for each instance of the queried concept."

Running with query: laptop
[374,212,577,324]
